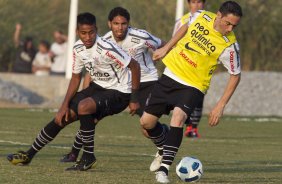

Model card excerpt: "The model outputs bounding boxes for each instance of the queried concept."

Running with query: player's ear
[216,11,222,18]
[108,21,111,29]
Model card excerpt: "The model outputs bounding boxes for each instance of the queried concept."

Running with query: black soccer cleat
[65,157,97,171]
[7,151,32,165]
[60,152,78,162]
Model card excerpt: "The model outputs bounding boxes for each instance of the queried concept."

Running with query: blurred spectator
[12,23,36,73]
[49,30,68,76]
[32,40,52,76]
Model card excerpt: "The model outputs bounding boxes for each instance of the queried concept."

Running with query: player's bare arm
[55,73,82,125]
[13,23,22,48]
[153,24,188,61]
[127,58,141,115]
[209,74,241,126]
[82,73,91,89]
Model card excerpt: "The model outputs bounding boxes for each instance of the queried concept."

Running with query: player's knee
[78,98,96,115]
[171,107,187,127]
[140,113,157,129]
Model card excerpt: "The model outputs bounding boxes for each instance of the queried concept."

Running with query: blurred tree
[0,0,281,71]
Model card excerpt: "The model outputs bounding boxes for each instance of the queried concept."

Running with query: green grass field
[0,109,281,184]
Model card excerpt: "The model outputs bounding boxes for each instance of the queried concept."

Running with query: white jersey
[72,36,132,93]
[164,11,241,89]
[50,42,67,73]
[103,27,162,82]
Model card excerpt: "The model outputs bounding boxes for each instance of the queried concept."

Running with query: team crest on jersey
[131,37,140,44]
[128,48,137,57]
[93,57,100,65]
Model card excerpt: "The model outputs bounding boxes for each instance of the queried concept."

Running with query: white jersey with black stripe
[103,27,162,82]
[72,36,132,93]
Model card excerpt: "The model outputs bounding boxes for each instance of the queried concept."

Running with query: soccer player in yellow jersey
[140,1,242,183]
[173,0,206,138]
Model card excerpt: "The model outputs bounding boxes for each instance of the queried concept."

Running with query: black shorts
[144,75,204,118]
[69,82,130,120]
[136,81,157,117]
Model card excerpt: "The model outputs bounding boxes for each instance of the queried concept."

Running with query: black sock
[70,130,83,157]
[190,107,202,128]
[79,114,96,160]
[27,119,63,158]
[146,122,168,155]
[159,126,183,174]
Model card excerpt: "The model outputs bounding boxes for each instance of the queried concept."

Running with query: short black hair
[77,12,96,27]
[219,1,243,17]
[187,0,206,3]
[39,40,50,50]
[108,7,130,22]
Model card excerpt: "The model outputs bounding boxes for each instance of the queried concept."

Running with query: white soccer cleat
[150,152,163,172]
[155,171,170,183]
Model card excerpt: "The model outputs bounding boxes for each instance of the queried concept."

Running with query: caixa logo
[92,72,110,77]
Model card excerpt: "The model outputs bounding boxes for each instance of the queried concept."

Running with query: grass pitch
[0,109,281,184]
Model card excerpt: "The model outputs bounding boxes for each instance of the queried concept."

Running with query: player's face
[77,24,97,48]
[214,12,241,35]
[188,0,204,13]
[108,15,129,42]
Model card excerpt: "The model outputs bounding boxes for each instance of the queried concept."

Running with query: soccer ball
[176,157,203,182]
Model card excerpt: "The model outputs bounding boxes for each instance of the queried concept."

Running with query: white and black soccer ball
[176,157,203,182]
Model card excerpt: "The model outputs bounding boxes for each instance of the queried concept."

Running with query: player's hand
[208,104,224,127]
[128,102,140,116]
[153,47,168,61]
[55,106,70,126]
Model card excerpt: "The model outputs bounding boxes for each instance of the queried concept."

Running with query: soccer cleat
[65,157,97,171]
[155,171,170,183]
[60,152,78,162]
[150,152,163,172]
[7,151,31,165]
[191,127,200,138]
[184,125,200,138]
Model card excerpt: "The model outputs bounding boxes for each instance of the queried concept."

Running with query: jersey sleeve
[72,46,84,74]
[218,42,241,75]
[102,41,132,69]
[144,31,162,50]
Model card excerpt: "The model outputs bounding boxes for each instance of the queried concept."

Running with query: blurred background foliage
[0,0,281,71]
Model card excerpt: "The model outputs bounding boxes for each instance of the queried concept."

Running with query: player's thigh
[136,81,156,117]
[91,90,130,120]
[171,86,204,122]
[144,77,172,118]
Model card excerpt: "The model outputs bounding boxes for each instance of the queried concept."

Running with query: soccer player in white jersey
[7,12,140,171]
[173,0,206,138]
[141,1,242,183]
[60,7,169,164]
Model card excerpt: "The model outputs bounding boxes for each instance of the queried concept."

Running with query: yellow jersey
[164,11,237,93]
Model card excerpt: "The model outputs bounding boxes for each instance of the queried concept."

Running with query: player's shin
[27,119,63,159]
[145,122,168,155]
[71,130,83,157]
[79,114,96,160]
[159,126,183,175]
